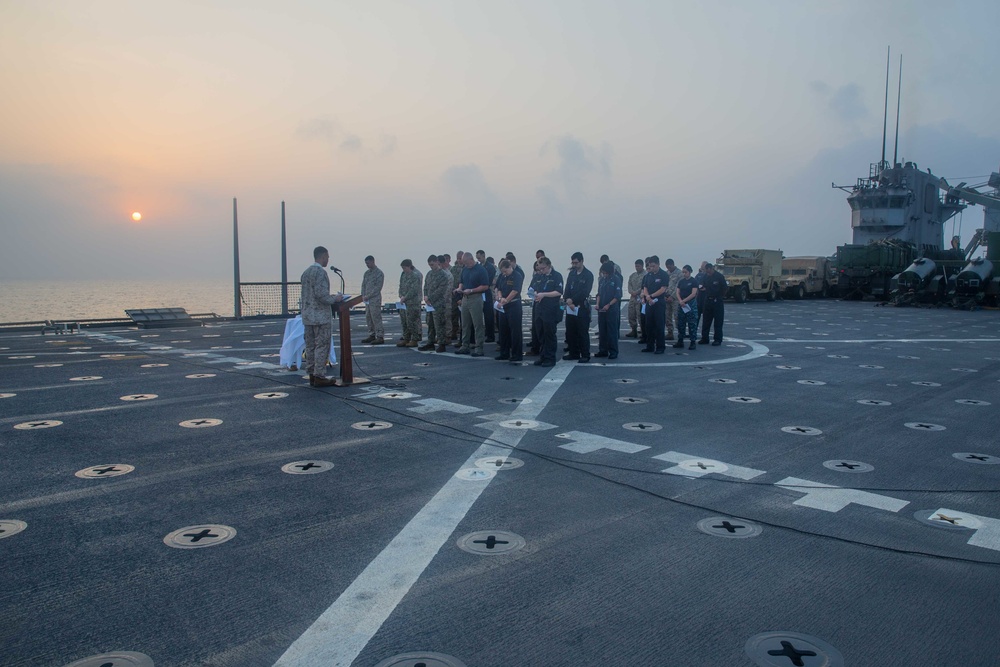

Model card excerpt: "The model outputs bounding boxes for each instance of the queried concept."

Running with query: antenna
[880,45,890,170]
[893,54,902,167]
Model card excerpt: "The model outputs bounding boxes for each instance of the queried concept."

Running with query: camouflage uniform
[664,266,682,339]
[626,268,646,337]
[361,267,385,339]
[398,268,423,344]
[299,263,340,378]
[449,263,464,340]
[424,267,453,346]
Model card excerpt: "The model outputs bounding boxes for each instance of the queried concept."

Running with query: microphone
[330,266,342,273]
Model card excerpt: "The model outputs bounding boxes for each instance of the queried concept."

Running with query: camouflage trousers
[400,306,422,342]
[304,322,332,377]
[426,306,448,345]
[676,303,699,342]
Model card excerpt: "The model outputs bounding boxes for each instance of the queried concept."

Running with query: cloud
[295,117,339,142]
[828,83,868,124]
[295,118,393,157]
[538,135,613,207]
[440,163,504,224]
[811,81,869,125]
[339,134,362,152]
[378,134,398,157]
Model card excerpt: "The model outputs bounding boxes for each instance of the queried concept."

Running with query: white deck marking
[930,508,1000,552]
[407,398,482,415]
[273,362,575,667]
[653,451,765,479]
[775,477,909,513]
[554,431,651,454]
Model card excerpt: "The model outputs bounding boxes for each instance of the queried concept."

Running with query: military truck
[779,256,832,299]
[716,249,783,303]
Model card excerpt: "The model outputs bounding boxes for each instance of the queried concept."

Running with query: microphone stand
[330,267,346,320]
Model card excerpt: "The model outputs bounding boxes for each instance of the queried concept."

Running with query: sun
[131,212,142,222]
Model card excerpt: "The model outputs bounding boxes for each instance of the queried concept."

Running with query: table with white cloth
[279,316,336,369]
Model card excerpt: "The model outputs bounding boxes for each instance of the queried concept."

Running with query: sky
[1,0,998,283]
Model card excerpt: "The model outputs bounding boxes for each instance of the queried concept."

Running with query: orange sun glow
[131,212,142,222]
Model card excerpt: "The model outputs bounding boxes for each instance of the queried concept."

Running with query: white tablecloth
[279,316,336,368]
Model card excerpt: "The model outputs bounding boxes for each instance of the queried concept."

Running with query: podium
[334,295,370,386]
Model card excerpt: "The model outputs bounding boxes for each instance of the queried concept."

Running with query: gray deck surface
[2,301,999,667]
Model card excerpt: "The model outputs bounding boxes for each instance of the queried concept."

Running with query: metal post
[233,198,242,319]
[281,201,288,316]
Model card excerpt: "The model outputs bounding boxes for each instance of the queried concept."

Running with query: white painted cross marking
[775,477,908,513]
[929,508,1000,552]
[407,398,482,415]
[653,451,766,479]
[554,431,650,455]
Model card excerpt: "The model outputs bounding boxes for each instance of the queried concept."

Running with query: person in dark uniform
[641,255,668,354]
[672,264,700,350]
[699,262,727,345]
[532,257,563,367]
[595,260,623,359]
[695,260,708,334]
[476,250,497,343]
[563,252,594,363]
[494,258,523,363]
[526,259,545,356]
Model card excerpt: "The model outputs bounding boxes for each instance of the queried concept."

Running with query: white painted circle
[254,392,288,399]
[179,418,223,428]
[953,452,1000,465]
[211,346,233,350]
[352,421,392,430]
[281,460,334,474]
[100,353,127,358]
[727,396,761,404]
[69,376,103,381]
[623,422,662,432]
[858,364,884,369]
[797,380,826,386]
[377,391,416,399]
[898,355,919,359]
[709,378,737,384]
[775,365,801,370]
[955,399,990,406]
[34,363,63,368]
[474,457,525,471]
[163,524,236,549]
[951,368,978,373]
[827,354,849,359]
[75,464,135,479]
[120,394,158,401]
[454,468,495,481]
[185,374,216,379]
[857,399,891,406]
[905,422,946,431]
[615,397,649,404]
[0,519,28,539]
[141,363,169,368]
[823,460,874,473]
[14,420,62,430]
[781,426,822,435]
[499,397,533,404]
[911,381,941,387]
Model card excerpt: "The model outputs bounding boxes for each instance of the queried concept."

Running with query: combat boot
[396,339,408,347]
[372,337,385,345]
[625,328,637,338]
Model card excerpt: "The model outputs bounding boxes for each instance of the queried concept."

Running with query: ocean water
[0,277,396,323]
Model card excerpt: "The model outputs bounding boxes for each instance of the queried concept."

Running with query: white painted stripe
[273,362,575,667]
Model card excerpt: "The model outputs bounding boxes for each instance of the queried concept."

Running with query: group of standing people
[299,246,732,383]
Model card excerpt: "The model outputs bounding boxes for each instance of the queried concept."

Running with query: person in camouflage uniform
[449,250,465,343]
[397,259,423,347]
[419,254,453,352]
[663,258,682,341]
[626,259,646,341]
